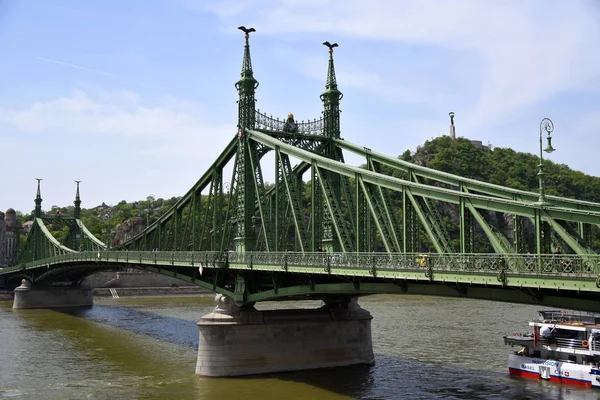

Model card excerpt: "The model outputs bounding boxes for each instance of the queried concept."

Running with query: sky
[0,0,599,214]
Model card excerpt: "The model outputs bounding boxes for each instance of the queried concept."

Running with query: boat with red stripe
[505,310,600,388]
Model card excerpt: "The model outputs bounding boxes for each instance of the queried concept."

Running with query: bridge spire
[234,26,259,252]
[321,41,342,139]
[235,26,258,129]
[74,181,82,219]
[34,178,43,218]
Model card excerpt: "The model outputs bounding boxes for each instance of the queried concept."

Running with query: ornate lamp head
[544,136,555,153]
[540,118,555,153]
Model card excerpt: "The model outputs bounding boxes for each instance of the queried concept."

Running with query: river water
[0,294,597,399]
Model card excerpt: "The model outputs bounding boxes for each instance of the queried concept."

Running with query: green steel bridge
[3,31,600,311]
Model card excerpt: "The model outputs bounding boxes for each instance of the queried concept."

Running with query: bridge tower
[195,33,373,377]
[321,42,342,140]
[74,181,82,219]
[233,27,259,252]
[317,42,344,252]
[34,178,43,218]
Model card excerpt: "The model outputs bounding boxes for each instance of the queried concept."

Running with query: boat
[504,310,600,388]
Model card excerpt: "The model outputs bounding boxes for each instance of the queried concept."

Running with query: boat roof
[532,310,600,329]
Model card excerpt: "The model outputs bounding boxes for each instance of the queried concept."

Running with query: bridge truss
[117,32,600,260]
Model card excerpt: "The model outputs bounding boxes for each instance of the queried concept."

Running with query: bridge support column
[196,294,374,377]
[12,280,93,309]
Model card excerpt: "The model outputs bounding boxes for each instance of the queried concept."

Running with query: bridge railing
[95,250,226,266]
[4,251,600,278]
[228,252,600,277]
[255,110,324,135]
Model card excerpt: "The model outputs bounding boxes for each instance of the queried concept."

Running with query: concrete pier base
[13,280,93,309]
[196,295,374,377]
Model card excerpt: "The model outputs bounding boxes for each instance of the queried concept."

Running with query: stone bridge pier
[12,280,93,309]
[196,294,374,377]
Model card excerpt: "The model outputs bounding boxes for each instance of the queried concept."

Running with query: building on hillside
[0,209,21,266]
[93,202,111,212]
[21,220,33,235]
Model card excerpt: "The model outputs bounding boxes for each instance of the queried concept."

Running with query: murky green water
[0,294,597,399]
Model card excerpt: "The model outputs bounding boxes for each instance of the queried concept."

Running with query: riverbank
[0,290,12,300]
[93,286,212,297]
[0,287,212,301]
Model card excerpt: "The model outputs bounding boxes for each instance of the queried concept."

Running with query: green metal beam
[357,176,392,253]
[276,148,306,252]
[464,201,514,254]
[335,138,600,212]
[247,129,600,225]
[247,139,270,250]
[542,215,596,256]
[314,165,351,252]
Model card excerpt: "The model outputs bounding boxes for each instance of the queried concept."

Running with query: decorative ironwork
[537,117,555,204]
[6,251,600,281]
[541,118,554,136]
[255,110,324,135]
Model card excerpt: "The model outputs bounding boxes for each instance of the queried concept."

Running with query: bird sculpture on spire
[238,26,256,38]
[322,41,339,54]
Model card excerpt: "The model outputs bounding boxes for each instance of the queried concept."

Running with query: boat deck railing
[538,310,600,325]
[548,337,590,350]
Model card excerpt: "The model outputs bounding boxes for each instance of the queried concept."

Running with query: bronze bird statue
[238,26,256,36]
[322,41,339,50]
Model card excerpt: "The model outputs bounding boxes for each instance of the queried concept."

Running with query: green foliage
[398,137,600,252]
[403,137,600,201]
[12,196,183,246]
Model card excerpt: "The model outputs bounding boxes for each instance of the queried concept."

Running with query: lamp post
[538,118,555,204]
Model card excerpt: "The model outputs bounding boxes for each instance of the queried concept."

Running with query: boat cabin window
[553,328,581,339]
[569,355,577,363]
[583,355,594,364]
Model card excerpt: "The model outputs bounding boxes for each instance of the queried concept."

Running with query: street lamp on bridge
[538,118,555,204]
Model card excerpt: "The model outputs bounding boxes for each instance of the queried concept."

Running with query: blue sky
[1,0,599,214]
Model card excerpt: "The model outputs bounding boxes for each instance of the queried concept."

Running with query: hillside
[17,196,181,248]
[397,136,600,202]
[390,136,600,252]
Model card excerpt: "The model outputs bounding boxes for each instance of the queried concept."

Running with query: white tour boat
[504,310,600,388]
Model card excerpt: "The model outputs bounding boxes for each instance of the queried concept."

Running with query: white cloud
[0,88,234,157]
[195,0,600,130]
[0,88,238,212]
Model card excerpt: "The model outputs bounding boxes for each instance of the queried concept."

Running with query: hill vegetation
[388,136,600,252]
[397,136,600,202]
